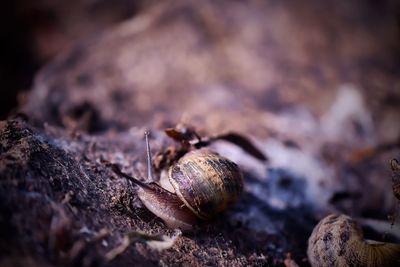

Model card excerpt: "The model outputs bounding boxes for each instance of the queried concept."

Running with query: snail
[307,214,400,267]
[108,126,266,230]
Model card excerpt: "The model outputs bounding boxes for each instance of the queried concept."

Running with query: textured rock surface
[0,119,315,266]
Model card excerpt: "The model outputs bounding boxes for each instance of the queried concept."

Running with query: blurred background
[0,0,145,118]
[1,0,399,120]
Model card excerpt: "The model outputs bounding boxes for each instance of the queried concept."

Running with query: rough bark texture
[1,0,400,266]
[0,118,315,266]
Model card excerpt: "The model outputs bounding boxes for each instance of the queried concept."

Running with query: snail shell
[307,214,400,267]
[133,147,243,230]
[109,131,246,230]
[169,148,244,220]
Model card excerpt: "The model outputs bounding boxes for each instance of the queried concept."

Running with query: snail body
[116,131,244,230]
[307,214,400,267]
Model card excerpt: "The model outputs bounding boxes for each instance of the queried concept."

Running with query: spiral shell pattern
[169,148,243,220]
[307,214,400,267]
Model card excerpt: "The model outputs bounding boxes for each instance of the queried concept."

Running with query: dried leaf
[284,253,299,267]
[212,132,267,161]
[391,159,400,200]
[143,230,181,251]
[105,235,130,261]
[105,230,182,260]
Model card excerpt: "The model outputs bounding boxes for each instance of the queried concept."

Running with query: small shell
[168,148,243,220]
[307,214,400,267]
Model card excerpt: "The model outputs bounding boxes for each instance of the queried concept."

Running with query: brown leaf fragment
[284,253,299,267]
[105,230,181,260]
[212,132,268,161]
[391,159,400,201]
